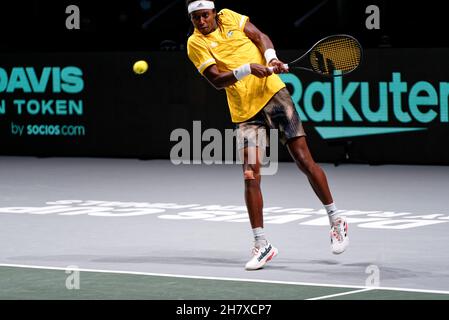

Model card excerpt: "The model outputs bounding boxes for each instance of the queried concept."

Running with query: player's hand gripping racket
[268,34,362,77]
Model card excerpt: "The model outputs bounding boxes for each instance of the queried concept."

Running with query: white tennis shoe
[330,216,349,254]
[245,242,278,270]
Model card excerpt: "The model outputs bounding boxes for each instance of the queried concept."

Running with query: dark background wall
[1,0,448,51]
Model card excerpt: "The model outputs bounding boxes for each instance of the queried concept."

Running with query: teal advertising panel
[0,49,448,164]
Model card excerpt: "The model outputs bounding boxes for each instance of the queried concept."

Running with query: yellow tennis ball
[133,60,148,74]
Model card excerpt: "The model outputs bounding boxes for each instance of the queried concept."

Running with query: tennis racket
[269,34,362,77]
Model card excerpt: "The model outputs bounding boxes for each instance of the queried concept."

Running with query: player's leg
[237,120,278,270]
[286,136,332,205]
[286,137,348,254]
[242,146,264,232]
[241,146,278,270]
[264,88,348,254]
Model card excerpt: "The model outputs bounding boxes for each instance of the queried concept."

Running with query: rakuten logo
[280,72,449,139]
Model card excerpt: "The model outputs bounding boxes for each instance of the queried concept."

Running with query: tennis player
[186,0,348,270]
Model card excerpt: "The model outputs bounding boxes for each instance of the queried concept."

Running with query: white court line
[307,288,374,300]
[1,263,449,296]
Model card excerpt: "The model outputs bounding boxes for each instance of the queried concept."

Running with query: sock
[252,227,268,248]
[324,202,340,224]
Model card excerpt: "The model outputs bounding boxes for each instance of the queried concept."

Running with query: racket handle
[268,64,289,73]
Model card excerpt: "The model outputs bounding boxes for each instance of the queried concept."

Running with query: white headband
[188,1,215,14]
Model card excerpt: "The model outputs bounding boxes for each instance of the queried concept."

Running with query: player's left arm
[243,21,288,73]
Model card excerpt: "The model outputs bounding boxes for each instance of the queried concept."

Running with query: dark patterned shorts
[236,88,306,149]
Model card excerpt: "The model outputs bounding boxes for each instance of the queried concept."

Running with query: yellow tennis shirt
[187,9,286,123]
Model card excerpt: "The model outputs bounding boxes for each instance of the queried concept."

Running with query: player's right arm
[203,64,272,90]
[188,36,274,90]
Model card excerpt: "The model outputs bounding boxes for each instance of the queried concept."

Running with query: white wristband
[233,63,251,81]
[264,48,278,64]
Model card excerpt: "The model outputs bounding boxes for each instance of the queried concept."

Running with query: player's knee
[244,169,256,180]
[243,165,261,180]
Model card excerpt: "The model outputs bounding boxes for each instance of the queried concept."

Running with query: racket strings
[310,36,361,75]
